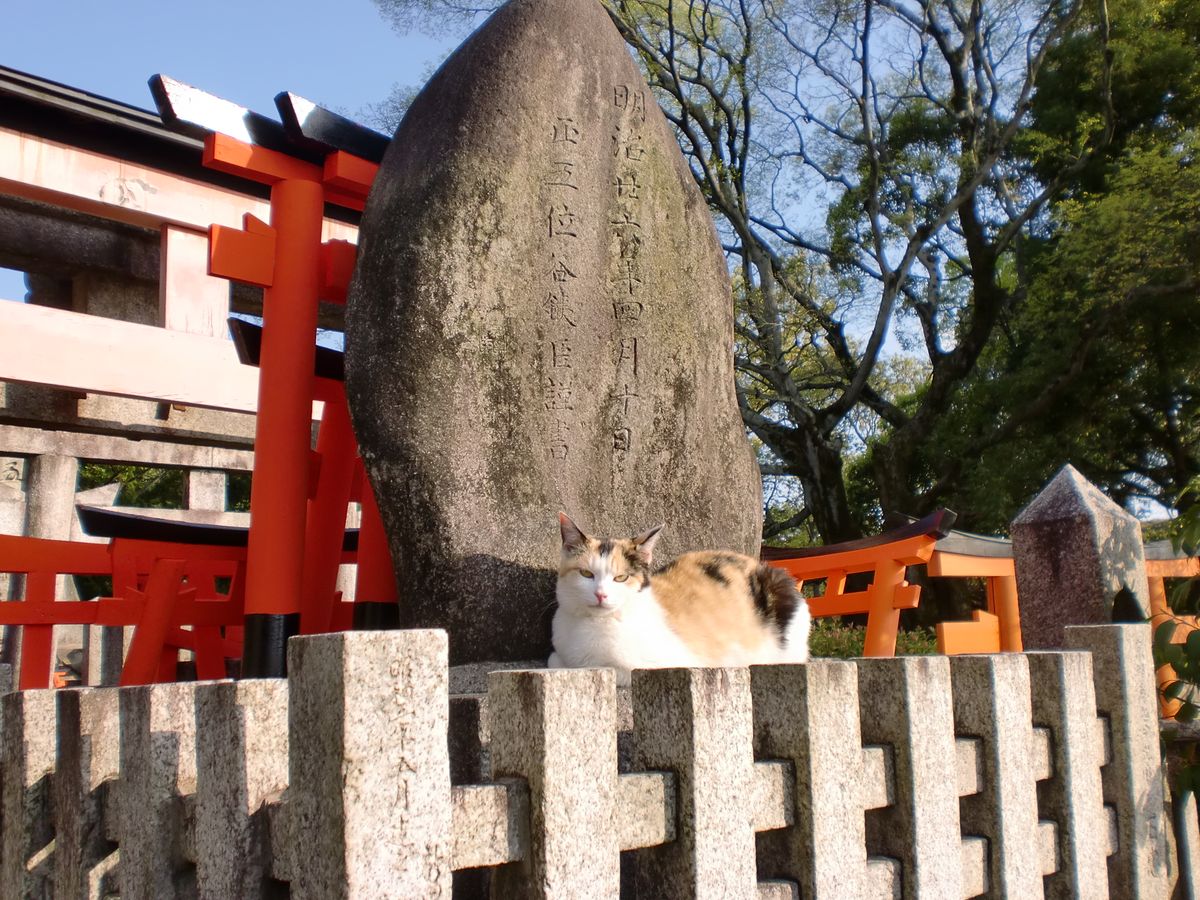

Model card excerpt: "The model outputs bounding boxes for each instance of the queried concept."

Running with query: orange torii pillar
[205,134,375,676]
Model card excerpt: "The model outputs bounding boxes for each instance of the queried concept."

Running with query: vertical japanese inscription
[609,84,650,458]
[541,116,583,462]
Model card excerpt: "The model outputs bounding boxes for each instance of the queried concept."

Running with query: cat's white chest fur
[549,590,697,687]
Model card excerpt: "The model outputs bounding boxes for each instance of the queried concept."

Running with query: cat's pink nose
[594,590,607,605]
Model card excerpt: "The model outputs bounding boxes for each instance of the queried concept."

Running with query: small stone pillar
[489,668,619,899]
[118,683,200,900]
[185,469,227,512]
[1012,464,1150,649]
[286,630,452,899]
[0,689,58,899]
[631,667,757,900]
[1026,651,1109,899]
[949,654,1042,897]
[55,688,120,900]
[857,656,962,898]
[751,660,868,895]
[1065,624,1174,897]
[0,456,27,602]
[194,679,289,900]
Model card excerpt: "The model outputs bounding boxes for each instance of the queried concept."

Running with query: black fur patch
[750,564,801,631]
[623,545,651,580]
[598,539,614,558]
[701,560,730,586]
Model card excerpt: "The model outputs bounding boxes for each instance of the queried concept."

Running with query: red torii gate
[0,80,399,685]
[200,130,392,676]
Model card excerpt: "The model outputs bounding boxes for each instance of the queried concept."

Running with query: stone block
[194,679,288,900]
[750,660,868,895]
[1026,651,1109,898]
[1013,464,1150,648]
[751,760,794,832]
[185,469,226,512]
[54,687,120,900]
[948,654,1041,897]
[0,689,57,899]
[287,630,452,899]
[118,682,199,900]
[617,771,675,850]
[346,0,762,665]
[630,667,757,900]
[1065,624,1174,897]
[857,656,961,898]
[84,624,129,687]
[489,667,619,898]
[451,780,529,870]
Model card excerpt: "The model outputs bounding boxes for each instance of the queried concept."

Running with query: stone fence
[0,624,1186,899]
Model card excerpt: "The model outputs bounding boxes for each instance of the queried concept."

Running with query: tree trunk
[785,429,861,544]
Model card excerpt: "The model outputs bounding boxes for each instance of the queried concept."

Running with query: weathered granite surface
[286,631,452,899]
[346,0,762,664]
[1012,464,1150,649]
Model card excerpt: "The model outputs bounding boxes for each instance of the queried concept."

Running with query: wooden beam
[0,126,357,241]
[160,225,231,337]
[0,424,254,470]
[0,300,259,412]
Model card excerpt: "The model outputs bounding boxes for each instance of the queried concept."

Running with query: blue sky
[1,0,457,301]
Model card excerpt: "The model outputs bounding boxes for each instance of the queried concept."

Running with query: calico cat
[549,513,811,686]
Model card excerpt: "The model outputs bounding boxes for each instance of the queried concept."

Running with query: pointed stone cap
[1013,464,1128,527]
[1012,464,1150,649]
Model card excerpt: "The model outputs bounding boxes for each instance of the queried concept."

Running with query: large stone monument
[346,0,762,663]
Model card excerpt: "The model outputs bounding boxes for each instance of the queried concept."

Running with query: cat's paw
[547,651,564,670]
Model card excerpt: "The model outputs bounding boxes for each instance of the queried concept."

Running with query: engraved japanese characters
[346,0,762,663]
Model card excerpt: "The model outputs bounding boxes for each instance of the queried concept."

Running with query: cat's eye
[614,574,629,582]
[579,569,594,579]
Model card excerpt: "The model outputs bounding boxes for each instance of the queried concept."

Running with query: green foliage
[809,618,937,659]
[227,472,252,513]
[1153,478,1200,797]
[78,464,184,509]
[916,128,1200,533]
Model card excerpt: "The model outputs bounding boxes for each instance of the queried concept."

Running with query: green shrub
[809,617,937,658]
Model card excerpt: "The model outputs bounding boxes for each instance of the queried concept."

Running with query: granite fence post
[949,654,1042,897]
[194,679,289,900]
[631,667,757,900]
[0,689,57,899]
[118,682,199,900]
[488,667,619,899]
[55,688,120,900]
[750,660,867,895]
[1026,651,1109,899]
[287,630,452,899]
[857,656,962,898]
[1065,624,1174,897]
[1013,464,1151,649]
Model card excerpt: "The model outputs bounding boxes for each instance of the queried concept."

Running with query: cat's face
[556,513,663,616]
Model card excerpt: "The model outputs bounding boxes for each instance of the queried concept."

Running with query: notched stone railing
[0,624,1182,898]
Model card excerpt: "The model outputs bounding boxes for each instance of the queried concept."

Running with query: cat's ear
[558,512,589,552]
[633,523,665,561]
